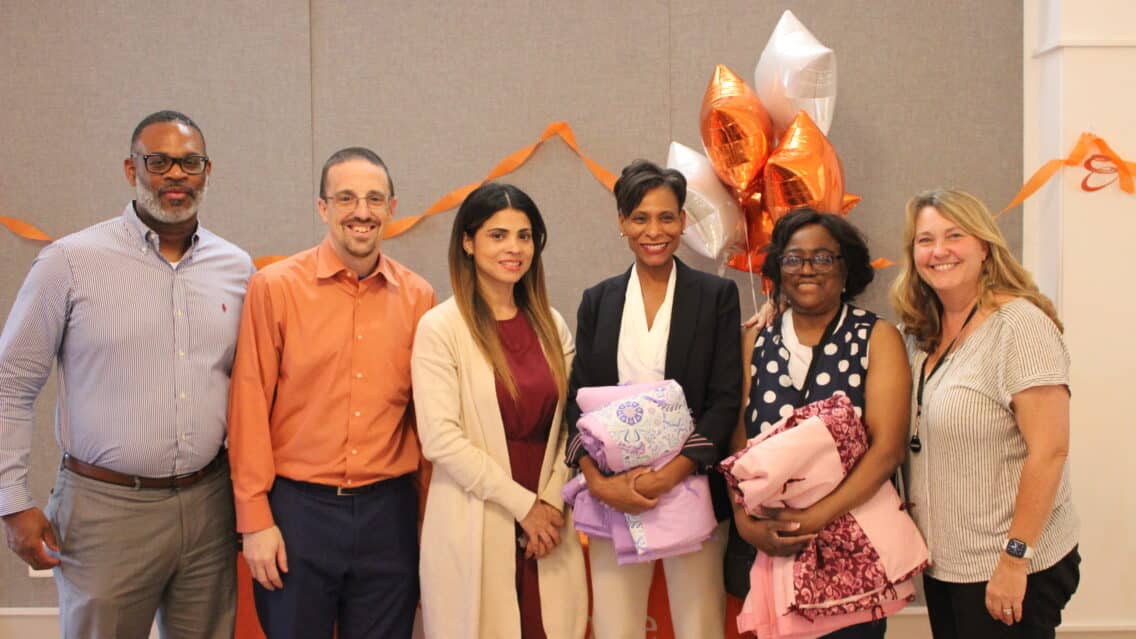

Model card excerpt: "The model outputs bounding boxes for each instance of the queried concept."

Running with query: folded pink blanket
[719,393,929,637]
[563,380,717,564]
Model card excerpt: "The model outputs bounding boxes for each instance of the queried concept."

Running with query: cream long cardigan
[411,298,588,639]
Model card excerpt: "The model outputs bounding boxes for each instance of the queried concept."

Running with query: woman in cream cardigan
[411,182,587,639]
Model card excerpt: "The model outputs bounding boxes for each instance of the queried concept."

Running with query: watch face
[1006,539,1027,558]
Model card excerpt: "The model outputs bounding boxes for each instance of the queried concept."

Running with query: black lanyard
[781,305,844,408]
[910,303,979,452]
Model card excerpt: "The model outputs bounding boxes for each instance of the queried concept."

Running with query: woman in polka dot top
[724,209,912,639]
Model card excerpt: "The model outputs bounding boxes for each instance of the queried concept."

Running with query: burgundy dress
[495,312,558,639]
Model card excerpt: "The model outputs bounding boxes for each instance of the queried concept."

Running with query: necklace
[909,302,979,453]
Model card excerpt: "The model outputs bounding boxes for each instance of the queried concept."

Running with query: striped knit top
[901,298,1079,582]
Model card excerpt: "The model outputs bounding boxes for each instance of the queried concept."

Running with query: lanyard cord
[910,302,979,452]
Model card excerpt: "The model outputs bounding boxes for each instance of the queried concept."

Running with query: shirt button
[179,392,187,400]
[346,479,353,485]
[351,449,358,455]
[354,410,361,417]
[178,351,185,359]
[355,372,364,379]
[356,334,363,340]
[176,310,183,317]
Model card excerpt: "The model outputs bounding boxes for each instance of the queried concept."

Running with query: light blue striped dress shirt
[0,203,254,516]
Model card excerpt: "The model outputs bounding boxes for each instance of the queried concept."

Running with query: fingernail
[788,522,800,530]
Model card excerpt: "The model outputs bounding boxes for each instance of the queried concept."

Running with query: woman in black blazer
[565,160,741,638]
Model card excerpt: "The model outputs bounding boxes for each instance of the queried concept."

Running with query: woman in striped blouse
[892,189,1080,639]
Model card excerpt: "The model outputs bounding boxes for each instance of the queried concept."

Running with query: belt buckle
[336,485,353,496]
[132,476,142,491]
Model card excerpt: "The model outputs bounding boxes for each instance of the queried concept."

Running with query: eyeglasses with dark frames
[780,253,844,273]
[132,153,210,175]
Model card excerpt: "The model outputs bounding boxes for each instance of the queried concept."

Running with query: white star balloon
[754,10,838,136]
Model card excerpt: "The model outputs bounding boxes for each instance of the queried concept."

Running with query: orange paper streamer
[252,256,286,270]
[1001,132,1136,214]
[0,216,52,242]
[383,121,617,239]
[2,122,617,269]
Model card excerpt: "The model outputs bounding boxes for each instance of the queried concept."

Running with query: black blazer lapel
[594,267,632,385]
[665,259,701,380]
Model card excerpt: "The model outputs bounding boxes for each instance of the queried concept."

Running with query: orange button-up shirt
[228,238,435,532]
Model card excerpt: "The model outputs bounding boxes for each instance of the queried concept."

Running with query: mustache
[158,184,196,197]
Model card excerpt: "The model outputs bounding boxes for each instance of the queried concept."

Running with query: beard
[134,180,207,224]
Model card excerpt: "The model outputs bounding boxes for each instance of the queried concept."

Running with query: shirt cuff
[500,482,538,524]
[565,433,587,467]
[0,482,34,518]
[235,496,275,534]
[679,434,719,471]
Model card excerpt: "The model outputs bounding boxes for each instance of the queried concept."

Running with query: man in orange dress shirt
[227,147,435,639]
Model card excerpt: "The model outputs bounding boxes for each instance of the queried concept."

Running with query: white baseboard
[1,607,1128,639]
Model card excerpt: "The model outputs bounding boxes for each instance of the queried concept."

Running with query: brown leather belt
[61,451,226,490]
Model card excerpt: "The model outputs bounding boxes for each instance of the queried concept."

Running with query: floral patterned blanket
[719,393,929,638]
[562,380,717,564]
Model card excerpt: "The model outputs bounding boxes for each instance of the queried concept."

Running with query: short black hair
[612,159,686,216]
[762,208,875,302]
[130,110,205,152]
[319,147,394,198]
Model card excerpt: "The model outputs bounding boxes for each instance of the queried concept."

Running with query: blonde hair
[448,183,567,399]
[890,189,1062,351]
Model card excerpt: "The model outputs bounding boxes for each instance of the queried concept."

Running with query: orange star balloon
[725,192,773,276]
[699,64,775,195]
[763,110,845,221]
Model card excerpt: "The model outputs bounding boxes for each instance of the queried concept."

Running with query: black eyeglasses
[780,253,844,273]
[132,153,209,175]
[323,191,391,214]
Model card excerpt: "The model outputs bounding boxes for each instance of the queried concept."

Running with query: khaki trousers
[45,460,237,639]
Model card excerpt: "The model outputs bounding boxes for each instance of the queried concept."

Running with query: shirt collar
[314,236,398,287]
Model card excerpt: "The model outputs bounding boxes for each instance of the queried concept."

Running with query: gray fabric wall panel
[309,0,672,317]
[0,0,313,605]
[0,1,1021,608]
[0,236,60,606]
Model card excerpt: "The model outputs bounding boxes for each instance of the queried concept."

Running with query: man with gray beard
[0,110,253,638]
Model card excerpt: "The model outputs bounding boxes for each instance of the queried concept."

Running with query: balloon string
[742,219,760,315]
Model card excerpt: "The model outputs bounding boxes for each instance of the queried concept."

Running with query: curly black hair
[761,208,875,303]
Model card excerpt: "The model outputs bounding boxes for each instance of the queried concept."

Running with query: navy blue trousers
[253,475,419,639]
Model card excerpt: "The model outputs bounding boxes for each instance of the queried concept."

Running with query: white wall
[1022,0,1136,635]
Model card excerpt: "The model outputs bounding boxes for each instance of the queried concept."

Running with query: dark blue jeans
[253,475,419,639]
